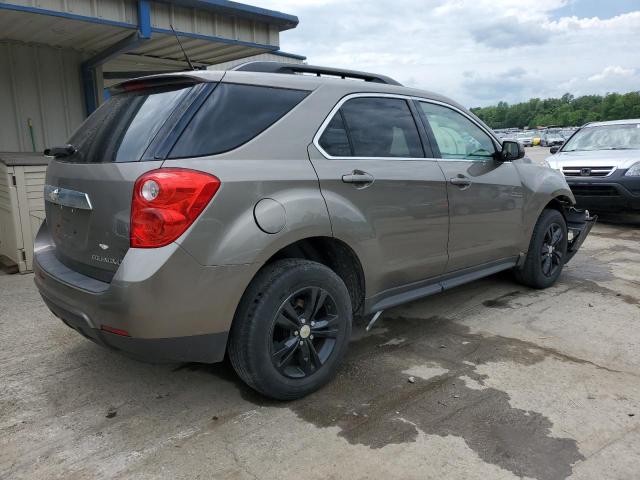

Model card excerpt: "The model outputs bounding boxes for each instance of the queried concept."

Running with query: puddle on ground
[187,314,586,480]
[180,249,639,480]
[482,290,522,309]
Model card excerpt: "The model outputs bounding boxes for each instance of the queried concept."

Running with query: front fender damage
[564,207,597,264]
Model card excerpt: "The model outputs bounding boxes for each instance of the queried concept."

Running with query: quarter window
[170,84,309,158]
[318,112,352,157]
[319,97,424,158]
[420,102,495,161]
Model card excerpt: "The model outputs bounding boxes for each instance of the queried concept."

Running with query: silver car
[35,62,595,399]
[547,119,640,212]
[516,133,534,147]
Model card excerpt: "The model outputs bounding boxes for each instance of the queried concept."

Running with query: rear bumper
[34,221,255,363]
[566,174,640,212]
[39,293,227,363]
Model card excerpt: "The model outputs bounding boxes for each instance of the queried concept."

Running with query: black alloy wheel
[541,223,564,278]
[229,259,352,400]
[514,208,568,289]
[271,286,339,378]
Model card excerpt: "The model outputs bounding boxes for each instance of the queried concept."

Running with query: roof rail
[232,61,402,86]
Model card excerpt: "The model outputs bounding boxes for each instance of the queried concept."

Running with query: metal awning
[0,0,298,112]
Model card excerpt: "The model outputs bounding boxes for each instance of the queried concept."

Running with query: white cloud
[544,11,640,32]
[588,66,636,82]
[256,0,640,107]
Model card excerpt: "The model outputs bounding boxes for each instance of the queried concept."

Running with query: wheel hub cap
[271,286,340,379]
[299,325,311,339]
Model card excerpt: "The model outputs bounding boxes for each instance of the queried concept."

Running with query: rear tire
[514,209,568,289]
[228,259,352,400]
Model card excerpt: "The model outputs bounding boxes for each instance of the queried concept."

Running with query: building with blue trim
[0,0,302,153]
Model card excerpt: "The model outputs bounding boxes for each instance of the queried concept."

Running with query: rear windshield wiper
[44,144,77,158]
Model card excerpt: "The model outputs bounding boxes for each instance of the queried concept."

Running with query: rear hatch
[44,76,213,282]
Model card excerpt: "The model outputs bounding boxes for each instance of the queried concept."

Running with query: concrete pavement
[1,153,639,479]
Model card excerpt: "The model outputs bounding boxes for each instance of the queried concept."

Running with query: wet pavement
[1,201,639,479]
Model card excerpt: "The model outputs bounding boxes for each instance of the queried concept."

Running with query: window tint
[329,97,423,158]
[170,84,308,158]
[66,84,193,163]
[318,112,351,157]
[420,102,496,160]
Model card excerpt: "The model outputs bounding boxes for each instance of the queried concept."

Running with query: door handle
[450,176,472,188]
[342,170,374,186]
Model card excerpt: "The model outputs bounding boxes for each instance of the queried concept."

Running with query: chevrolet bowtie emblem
[98,243,109,250]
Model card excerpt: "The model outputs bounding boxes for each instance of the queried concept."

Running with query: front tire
[515,209,568,289]
[228,259,352,400]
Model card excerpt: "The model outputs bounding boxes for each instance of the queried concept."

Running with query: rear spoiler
[109,73,214,96]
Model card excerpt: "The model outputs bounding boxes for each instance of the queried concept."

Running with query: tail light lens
[131,168,220,248]
[101,325,130,337]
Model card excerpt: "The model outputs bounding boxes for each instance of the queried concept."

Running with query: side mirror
[499,140,525,161]
[550,146,560,154]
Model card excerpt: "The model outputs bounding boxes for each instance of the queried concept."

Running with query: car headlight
[625,162,640,176]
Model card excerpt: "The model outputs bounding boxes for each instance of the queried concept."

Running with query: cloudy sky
[255,0,640,108]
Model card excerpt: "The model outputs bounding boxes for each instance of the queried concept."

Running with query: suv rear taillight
[131,168,220,248]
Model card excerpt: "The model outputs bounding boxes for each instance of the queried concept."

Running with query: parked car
[516,132,534,147]
[547,119,640,212]
[540,131,565,147]
[35,63,595,400]
[561,128,577,141]
[531,131,542,146]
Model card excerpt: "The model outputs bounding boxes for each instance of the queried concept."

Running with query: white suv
[547,119,640,212]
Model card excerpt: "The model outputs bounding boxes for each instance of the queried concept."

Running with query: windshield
[563,123,640,152]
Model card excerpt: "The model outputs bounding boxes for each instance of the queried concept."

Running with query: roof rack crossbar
[232,61,402,86]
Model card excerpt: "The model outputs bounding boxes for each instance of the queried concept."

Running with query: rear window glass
[169,84,309,158]
[66,84,193,163]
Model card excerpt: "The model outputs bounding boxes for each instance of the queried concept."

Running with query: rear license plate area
[49,205,91,251]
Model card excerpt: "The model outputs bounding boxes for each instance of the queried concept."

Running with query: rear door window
[169,84,309,158]
[66,84,194,163]
[319,97,424,158]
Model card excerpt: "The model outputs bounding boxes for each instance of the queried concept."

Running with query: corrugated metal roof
[0,9,135,52]
[129,32,270,64]
[160,0,298,29]
[0,2,288,65]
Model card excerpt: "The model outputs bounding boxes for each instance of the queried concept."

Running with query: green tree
[471,91,640,129]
